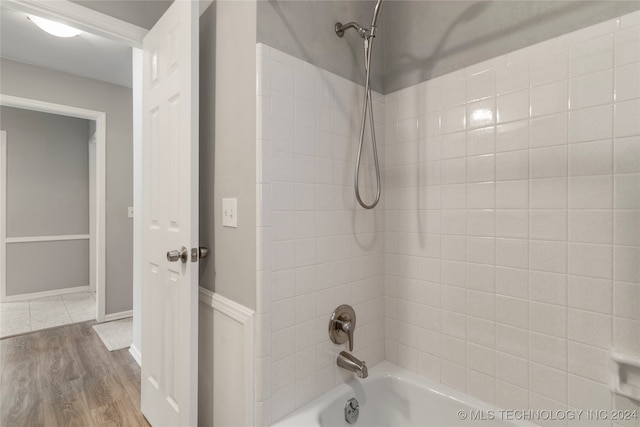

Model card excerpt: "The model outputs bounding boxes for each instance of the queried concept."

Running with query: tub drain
[345,397,359,424]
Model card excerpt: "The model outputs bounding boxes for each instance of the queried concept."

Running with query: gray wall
[2,107,90,238]
[1,106,90,296]
[257,0,384,92]
[213,1,258,310]
[0,59,134,314]
[256,1,640,94]
[199,3,216,295]
[382,0,640,93]
[6,240,89,295]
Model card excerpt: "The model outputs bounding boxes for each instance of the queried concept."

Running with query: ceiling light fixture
[28,15,82,38]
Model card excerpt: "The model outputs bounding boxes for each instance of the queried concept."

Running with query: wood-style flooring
[0,320,150,427]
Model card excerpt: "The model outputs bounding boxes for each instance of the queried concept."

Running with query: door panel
[141,2,198,426]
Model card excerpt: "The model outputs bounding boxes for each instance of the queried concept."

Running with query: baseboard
[4,285,90,302]
[104,310,133,322]
[129,343,142,367]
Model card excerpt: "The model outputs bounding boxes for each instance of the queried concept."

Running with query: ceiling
[0,1,172,88]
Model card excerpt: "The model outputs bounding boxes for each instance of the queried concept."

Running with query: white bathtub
[272,362,537,427]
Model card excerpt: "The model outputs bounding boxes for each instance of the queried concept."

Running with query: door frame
[0,95,107,323]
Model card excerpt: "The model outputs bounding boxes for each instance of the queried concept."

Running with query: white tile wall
[255,44,386,425]
[383,12,640,427]
[256,11,640,427]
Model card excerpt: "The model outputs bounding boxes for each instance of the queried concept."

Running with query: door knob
[190,246,209,262]
[167,246,188,263]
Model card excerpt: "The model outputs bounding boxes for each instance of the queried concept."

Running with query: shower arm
[334,22,371,39]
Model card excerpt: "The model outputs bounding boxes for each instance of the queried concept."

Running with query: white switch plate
[222,198,237,228]
[128,207,134,218]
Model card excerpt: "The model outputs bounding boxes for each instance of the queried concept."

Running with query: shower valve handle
[329,305,357,351]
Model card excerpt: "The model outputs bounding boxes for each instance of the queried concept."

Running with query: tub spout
[337,351,368,378]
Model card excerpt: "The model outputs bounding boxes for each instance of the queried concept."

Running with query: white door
[141,1,199,426]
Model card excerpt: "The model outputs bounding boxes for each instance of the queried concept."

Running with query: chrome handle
[167,246,188,263]
[190,246,209,262]
[329,305,357,351]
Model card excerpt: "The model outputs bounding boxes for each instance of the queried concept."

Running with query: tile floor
[0,291,95,338]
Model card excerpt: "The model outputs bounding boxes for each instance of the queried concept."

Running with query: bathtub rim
[271,360,538,427]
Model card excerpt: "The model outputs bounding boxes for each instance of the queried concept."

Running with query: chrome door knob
[167,246,188,263]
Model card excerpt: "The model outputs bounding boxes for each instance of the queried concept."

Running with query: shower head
[335,0,384,39]
[371,0,384,29]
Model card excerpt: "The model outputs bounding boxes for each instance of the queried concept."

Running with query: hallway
[0,321,149,426]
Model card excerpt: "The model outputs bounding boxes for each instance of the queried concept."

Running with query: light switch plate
[222,198,237,228]
[128,207,134,218]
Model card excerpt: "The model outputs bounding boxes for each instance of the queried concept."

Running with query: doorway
[0,95,107,337]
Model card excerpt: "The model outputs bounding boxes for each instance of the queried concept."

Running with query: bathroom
[0,0,638,426]
[238,1,640,426]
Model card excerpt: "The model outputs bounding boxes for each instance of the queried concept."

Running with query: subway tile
[496,60,530,95]
[614,317,640,354]
[466,262,495,292]
[615,99,640,138]
[530,240,568,274]
[467,98,496,129]
[568,341,609,384]
[496,238,529,269]
[497,89,530,124]
[530,80,568,117]
[558,18,617,48]
[614,173,640,209]
[467,182,495,209]
[529,363,567,403]
[530,210,567,242]
[496,150,529,181]
[569,104,613,143]
[467,126,495,156]
[530,113,568,148]
[569,70,613,110]
[615,62,640,102]
[614,245,640,283]
[530,301,566,338]
[614,210,640,246]
[467,69,495,102]
[569,175,613,209]
[615,26,640,66]
[530,177,568,209]
[466,290,494,321]
[569,34,613,77]
[614,136,640,174]
[568,243,612,280]
[568,375,612,411]
[613,281,640,320]
[496,180,529,209]
[529,270,567,305]
[441,106,466,134]
[495,267,529,299]
[496,295,528,329]
[567,275,612,315]
[530,49,568,86]
[567,308,612,348]
[496,120,529,152]
[440,132,467,159]
[529,332,567,371]
[568,210,613,244]
[568,139,612,177]
[530,146,568,179]
[496,324,529,358]
[495,210,528,239]
[495,352,529,389]
[466,154,495,183]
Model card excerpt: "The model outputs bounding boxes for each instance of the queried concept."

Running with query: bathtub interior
[275,363,537,427]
